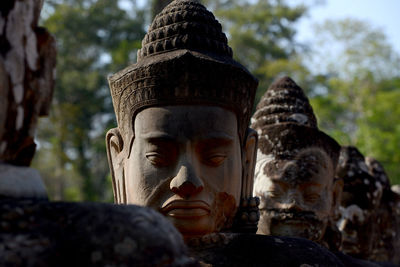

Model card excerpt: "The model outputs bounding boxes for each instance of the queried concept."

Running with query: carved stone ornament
[0,199,198,266]
[106,0,259,238]
[251,76,342,249]
[108,0,257,142]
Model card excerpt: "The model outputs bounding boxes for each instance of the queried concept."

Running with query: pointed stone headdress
[251,76,340,165]
[108,0,258,141]
[336,146,381,209]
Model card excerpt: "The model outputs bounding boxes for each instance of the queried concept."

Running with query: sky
[128,0,400,54]
[295,0,400,54]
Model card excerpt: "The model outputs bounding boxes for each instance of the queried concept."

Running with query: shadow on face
[123,106,243,238]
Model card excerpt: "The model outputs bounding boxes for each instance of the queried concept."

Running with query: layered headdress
[108,0,258,141]
[251,76,340,166]
[337,146,382,209]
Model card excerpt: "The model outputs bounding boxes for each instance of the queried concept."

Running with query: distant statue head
[365,157,400,263]
[106,0,259,238]
[335,147,382,258]
[251,77,342,248]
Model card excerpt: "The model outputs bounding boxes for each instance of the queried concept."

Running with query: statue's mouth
[161,200,211,219]
[262,209,320,222]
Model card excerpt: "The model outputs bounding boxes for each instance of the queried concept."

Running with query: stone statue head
[335,147,382,258]
[106,0,259,238]
[251,77,342,248]
[365,157,399,263]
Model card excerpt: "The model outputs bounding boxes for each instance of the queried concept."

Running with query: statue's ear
[332,177,344,219]
[242,128,258,199]
[106,128,126,204]
[232,128,259,233]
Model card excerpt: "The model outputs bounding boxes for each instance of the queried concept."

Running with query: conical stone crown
[366,157,391,193]
[336,146,381,210]
[336,146,370,179]
[109,0,258,142]
[138,0,232,60]
[251,76,317,130]
[251,76,339,162]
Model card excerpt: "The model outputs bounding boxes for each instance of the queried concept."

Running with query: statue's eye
[146,152,169,167]
[304,193,320,203]
[202,154,226,167]
[267,190,281,199]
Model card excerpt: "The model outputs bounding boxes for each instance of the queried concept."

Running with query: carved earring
[232,196,260,233]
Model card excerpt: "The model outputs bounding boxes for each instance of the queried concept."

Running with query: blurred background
[34,0,400,202]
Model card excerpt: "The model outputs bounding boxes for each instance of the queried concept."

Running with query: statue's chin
[168,214,215,238]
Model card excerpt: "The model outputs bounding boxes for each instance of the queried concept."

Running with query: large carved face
[108,106,257,238]
[255,148,339,242]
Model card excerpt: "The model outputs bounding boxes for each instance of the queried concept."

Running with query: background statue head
[251,76,342,249]
[335,146,382,258]
[365,157,400,264]
[106,0,259,238]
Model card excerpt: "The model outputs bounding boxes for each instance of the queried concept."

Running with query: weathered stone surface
[251,76,317,130]
[335,146,381,259]
[0,199,198,266]
[366,157,400,264]
[108,0,257,143]
[107,0,260,237]
[188,233,347,266]
[251,76,342,250]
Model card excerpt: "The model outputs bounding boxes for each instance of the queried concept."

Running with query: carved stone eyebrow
[195,137,234,152]
[141,132,175,141]
[298,182,323,191]
[196,132,235,143]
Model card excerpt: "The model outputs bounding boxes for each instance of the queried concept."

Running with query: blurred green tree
[309,18,400,184]
[204,0,312,103]
[34,0,147,201]
[36,1,399,201]
[36,0,313,201]
[151,0,173,19]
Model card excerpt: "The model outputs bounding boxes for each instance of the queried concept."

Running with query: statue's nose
[281,191,303,211]
[170,164,204,198]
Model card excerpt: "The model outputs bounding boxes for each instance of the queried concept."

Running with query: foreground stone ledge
[0,199,198,267]
[189,233,345,266]
[188,233,388,267]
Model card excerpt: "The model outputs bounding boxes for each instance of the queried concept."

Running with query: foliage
[205,0,310,104]
[35,1,399,201]
[34,0,147,201]
[151,0,173,19]
[309,18,400,184]
[36,0,313,201]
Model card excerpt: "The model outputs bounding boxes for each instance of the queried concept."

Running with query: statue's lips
[263,209,320,223]
[161,200,211,218]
